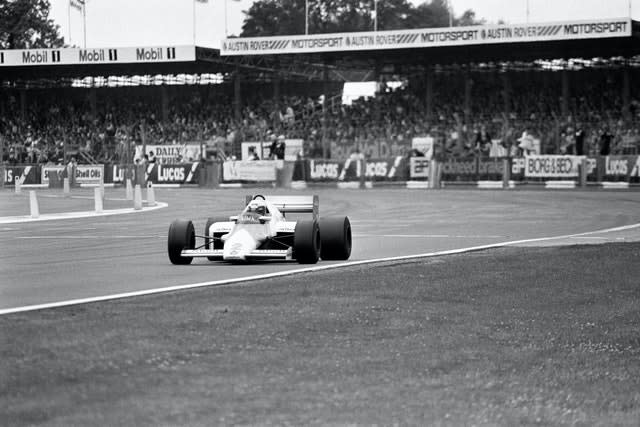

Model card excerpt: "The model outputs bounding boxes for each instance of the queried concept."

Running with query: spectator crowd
[1,67,639,165]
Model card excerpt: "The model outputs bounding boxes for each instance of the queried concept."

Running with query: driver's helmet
[247,200,267,216]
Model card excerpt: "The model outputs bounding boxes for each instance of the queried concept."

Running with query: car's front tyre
[294,220,320,264]
[168,219,195,265]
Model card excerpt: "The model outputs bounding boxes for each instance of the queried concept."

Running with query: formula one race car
[167,195,351,265]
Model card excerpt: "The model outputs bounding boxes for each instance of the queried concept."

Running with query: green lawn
[2,243,639,426]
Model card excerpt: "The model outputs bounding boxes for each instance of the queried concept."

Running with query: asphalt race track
[2,187,640,312]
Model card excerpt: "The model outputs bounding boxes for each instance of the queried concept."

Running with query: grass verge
[2,243,639,426]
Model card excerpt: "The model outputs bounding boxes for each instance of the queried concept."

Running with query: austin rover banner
[221,18,630,55]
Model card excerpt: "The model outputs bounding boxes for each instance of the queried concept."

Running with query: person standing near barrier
[474,125,491,156]
[270,135,286,160]
[248,146,260,161]
[574,124,585,156]
[66,156,77,187]
[599,127,612,156]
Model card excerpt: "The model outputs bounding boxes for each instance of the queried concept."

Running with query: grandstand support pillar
[561,70,569,119]
[501,71,511,124]
[89,88,97,119]
[273,68,281,130]
[464,68,472,126]
[322,62,330,159]
[374,59,382,123]
[623,66,631,122]
[425,65,433,122]
[234,65,242,123]
[20,89,26,120]
[161,86,169,122]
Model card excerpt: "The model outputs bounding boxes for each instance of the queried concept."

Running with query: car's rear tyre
[168,219,195,265]
[204,217,227,261]
[319,216,352,260]
[294,219,320,264]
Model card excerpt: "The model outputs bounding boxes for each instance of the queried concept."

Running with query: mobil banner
[338,156,406,181]
[525,155,583,178]
[222,160,277,182]
[600,155,640,182]
[3,165,39,186]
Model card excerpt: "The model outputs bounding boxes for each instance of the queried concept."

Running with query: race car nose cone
[223,229,258,261]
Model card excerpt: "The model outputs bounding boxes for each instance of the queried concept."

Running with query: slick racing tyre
[319,216,352,261]
[168,219,195,265]
[204,217,227,261]
[294,219,320,264]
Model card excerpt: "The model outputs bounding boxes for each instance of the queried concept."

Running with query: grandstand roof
[1,18,639,86]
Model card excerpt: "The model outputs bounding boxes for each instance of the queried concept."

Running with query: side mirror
[229,215,238,222]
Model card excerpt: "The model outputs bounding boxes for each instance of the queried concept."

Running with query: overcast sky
[49,0,638,49]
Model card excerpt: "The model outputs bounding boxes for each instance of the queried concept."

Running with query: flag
[70,0,84,11]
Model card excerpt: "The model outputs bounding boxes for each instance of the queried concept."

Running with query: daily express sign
[0,45,195,67]
[221,18,632,56]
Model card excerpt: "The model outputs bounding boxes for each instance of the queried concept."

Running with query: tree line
[0,0,482,49]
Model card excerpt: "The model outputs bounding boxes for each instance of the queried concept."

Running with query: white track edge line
[2,221,639,315]
[0,202,168,224]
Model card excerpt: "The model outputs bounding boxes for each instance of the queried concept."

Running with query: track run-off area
[1,187,640,314]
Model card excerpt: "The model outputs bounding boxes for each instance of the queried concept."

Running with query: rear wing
[245,195,319,219]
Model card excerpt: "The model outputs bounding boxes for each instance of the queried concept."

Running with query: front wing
[181,247,293,261]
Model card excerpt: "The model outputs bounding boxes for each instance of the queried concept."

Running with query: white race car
[168,195,351,264]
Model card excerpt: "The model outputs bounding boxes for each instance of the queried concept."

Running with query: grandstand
[1,17,639,168]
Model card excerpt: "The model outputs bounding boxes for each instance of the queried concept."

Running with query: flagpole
[82,1,87,48]
[374,0,377,32]
[305,0,309,34]
[193,0,196,44]
[67,1,72,45]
